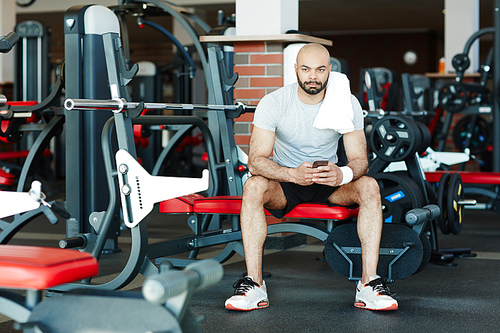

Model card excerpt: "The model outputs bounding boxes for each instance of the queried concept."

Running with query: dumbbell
[405,204,440,226]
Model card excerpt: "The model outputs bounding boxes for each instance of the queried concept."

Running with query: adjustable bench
[0,244,218,332]
[157,194,432,283]
[160,194,359,221]
[0,245,98,290]
[0,245,98,323]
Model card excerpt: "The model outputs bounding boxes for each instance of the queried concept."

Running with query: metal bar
[64,98,254,113]
[333,242,356,281]
[387,246,411,283]
[463,27,496,54]
[458,199,477,205]
[22,37,27,101]
[37,36,42,102]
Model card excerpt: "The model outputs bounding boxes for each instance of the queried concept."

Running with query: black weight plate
[447,173,464,235]
[415,121,431,154]
[413,231,431,275]
[373,172,424,224]
[369,116,421,163]
[437,173,451,234]
[438,83,467,113]
[325,223,423,280]
[452,115,492,155]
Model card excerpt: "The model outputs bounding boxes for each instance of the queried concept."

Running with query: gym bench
[158,194,359,255]
[0,244,224,332]
[0,245,98,324]
[160,195,359,223]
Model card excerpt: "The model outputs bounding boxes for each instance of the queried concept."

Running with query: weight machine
[428,1,500,213]
[0,33,66,245]
[363,68,477,263]
[0,28,222,333]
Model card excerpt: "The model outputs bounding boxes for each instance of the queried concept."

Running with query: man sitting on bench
[225,43,398,311]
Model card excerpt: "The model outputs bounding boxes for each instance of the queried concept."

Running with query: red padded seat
[161,195,358,220]
[0,245,98,290]
[159,193,204,213]
[425,171,500,185]
[193,196,243,215]
[284,202,358,220]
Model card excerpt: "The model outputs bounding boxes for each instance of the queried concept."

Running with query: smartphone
[312,159,329,168]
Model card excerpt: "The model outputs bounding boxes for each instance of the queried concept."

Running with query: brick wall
[231,41,297,226]
[232,41,285,154]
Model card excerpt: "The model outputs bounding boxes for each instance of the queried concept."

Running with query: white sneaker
[225,276,269,311]
[355,275,398,311]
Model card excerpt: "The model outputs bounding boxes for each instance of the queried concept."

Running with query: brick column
[232,42,284,154]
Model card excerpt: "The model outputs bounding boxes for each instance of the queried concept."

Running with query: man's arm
[248,126,315,186]
[312,129,368,186]
[341,129,369,180]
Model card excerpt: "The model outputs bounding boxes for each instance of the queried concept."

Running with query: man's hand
[289,162,316,186]
[310,161,343,187]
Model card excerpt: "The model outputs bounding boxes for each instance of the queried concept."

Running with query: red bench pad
[161,195,358,220]
[0,245,98,290]
[425,171,500,185]
[159,193,205,213]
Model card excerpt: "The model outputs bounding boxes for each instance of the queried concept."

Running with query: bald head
[296,43,330,67]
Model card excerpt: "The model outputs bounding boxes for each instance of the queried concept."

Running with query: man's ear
[294,63,298,74]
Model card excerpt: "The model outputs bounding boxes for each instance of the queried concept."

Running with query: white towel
[313,72,354,134]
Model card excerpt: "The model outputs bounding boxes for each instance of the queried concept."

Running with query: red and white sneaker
[225,276,269,311]
[354,275,398,311]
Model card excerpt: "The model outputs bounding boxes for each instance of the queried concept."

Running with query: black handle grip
[423,204,440,221]
[59,236,87,249]
[405,204,440,226]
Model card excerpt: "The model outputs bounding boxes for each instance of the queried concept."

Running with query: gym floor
[1,204,499,333]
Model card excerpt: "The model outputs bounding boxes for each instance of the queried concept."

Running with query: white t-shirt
[253,82,364,168]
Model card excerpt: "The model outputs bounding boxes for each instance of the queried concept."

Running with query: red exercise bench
[0,245,98,291]
[160,194,359,221]
[0,245,98,324]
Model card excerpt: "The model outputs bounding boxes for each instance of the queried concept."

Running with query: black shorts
[266,182,339,219]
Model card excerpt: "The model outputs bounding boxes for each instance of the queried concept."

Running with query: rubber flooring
[0,206,499,333]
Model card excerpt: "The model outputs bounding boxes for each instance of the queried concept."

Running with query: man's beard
[297,74,329,95]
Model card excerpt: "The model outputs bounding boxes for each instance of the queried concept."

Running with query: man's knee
[355,176,381,204]
[242,176,270,200]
